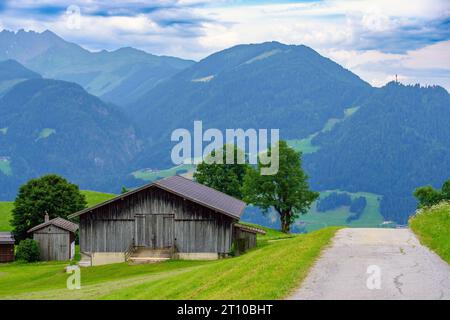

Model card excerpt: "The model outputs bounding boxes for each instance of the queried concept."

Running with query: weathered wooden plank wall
[80,186,235,254]
[233,228,257,254]
[33,225,70,261]
[0,244,14,263]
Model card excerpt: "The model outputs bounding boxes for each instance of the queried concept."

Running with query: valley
[1,30,449,227]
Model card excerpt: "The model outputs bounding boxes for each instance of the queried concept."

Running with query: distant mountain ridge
[0,74,143,199]
[0,59,41,81]
[0,29,194,106]
[130,41,372,168]
[0,59,41,97]
[305,82,450,223]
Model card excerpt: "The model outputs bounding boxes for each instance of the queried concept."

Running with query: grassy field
[242,189,388,232]
[82,190,116,207]
[409,202,450,264]
[0,190,116,232]
[296,190,387,231]
[241,222,296,241]
[36,128,56,141]
[132,164,195,182]
[287,136,320,154]
[0,227,338,300]
[0,202,14,231]
[287,106,360,155]
[0,158,12,176]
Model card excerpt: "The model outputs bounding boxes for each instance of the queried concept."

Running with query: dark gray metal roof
[155,176,246,219]
[28,217,79,234]
[0,232,15,244]
[69,175,247,220]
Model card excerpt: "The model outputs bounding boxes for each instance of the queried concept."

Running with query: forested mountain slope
[305,82,450,223]
[0,78,142,199]
[131,41,372,168]
[0,29,194,107]
[0,59,41,96]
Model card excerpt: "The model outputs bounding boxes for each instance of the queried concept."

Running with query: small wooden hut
[233,223,262,255]
[0,232,15,263]
[28,214,78,261]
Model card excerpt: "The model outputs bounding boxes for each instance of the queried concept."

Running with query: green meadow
[287,106,360,155]
[0,202,14,231]
[296,190,388,232]
[0,158,12,176]
[0,227,338,300]
[132,164,195,182]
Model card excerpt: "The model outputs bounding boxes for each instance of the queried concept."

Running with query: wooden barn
[69,175,265,266]
[28,214,78,261]
[0,232,15,263]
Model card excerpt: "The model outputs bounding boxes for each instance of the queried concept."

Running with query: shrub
[15,239,40,262]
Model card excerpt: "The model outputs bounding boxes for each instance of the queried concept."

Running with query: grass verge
[409,201,450,264]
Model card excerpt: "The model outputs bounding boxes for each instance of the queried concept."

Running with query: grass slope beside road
[409,202,450,264]
[0,227,339,300]
[0,190,116,231]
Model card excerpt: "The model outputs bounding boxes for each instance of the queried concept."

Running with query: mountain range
[129,41,372,168]
[0,29,194,106]
[0,59,142,197]
[1,29,449,225]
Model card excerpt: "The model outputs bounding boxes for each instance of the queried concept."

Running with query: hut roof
[69,175,247,220]
[234,223,266,235]
[0,232,15,244]
[28,217,79,234]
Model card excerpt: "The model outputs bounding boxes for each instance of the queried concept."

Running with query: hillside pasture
[297,190,386,231]
[0,158,12,176]
[132,164,195,182]
[0,202,14,231]
[0,227,338,300]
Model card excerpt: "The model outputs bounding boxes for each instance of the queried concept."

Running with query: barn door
[134,214,174,249]
[160,215,174,248]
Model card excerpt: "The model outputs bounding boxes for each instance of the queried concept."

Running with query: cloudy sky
[0,0,449,90]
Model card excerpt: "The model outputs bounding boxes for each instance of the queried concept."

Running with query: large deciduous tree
[11,174,87,241]
[194,145,249,199]
[242,140,318,233]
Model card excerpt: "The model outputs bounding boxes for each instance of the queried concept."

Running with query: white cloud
[323,41,450,90]
[404,40,450,70]
[0,0,449,89]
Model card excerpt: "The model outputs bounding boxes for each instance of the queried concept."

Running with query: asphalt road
[288,228,450,300]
